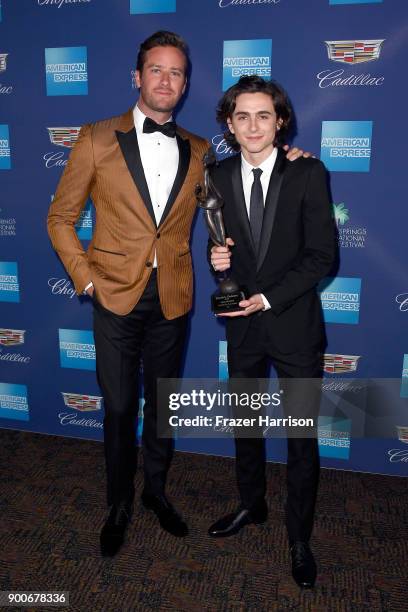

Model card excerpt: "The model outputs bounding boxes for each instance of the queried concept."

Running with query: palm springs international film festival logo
[0,262,20,303]
[130,0,176,14]
[58,329,96,371]
[317,40,384,89]
[0,125,11,170]
[223,39,272,90]
[320,121,373,172]
[318,276,362,325]
[45,47,88,96]
[333,203,367,249]
[0,382,29,422]
[0,207,16,237]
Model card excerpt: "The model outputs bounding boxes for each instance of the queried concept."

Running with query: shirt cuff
[260,293,271,311]
[83,281,93,295]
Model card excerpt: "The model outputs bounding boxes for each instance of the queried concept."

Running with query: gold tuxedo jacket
[47,109,209,318]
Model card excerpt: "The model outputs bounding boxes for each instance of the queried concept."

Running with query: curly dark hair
[136,30,189,74]
[216,75,292,151]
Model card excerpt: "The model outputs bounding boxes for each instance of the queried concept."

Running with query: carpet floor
[0,429,407,611]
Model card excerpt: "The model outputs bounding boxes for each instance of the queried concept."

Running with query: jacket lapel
[159,132,191,227]
[257,148,287,272]
[115,111,157,227]
[231,155,256,257]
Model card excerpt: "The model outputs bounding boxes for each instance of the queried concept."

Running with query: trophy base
[212,289,247,314]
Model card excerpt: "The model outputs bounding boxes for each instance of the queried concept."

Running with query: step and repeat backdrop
[1,0,407,476]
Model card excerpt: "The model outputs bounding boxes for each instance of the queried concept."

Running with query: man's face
[135,45,187,115]
[227,92,282,161]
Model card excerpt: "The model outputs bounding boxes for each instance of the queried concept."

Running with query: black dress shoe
[141,492,188,538]
[290,541,317,588]
[208,501,268,538]
[100,500,133,557]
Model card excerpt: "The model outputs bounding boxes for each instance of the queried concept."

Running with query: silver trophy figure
[196,150,246,313]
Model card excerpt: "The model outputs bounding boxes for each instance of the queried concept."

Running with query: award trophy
[196,151,247,314]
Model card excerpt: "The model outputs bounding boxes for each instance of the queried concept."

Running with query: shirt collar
[133,103,173,135]
[241,147,278,179]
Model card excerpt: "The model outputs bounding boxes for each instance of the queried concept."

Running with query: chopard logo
[48,277,76,298]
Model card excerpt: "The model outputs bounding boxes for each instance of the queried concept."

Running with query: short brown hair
[216,75,292,150]
[136,30,189,74]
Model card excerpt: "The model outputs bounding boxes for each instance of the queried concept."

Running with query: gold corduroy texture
[47,110,209,318]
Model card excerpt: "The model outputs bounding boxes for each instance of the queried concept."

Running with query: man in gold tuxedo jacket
[48,31,209,556]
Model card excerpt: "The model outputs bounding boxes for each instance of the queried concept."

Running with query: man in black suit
[208,76,335,588]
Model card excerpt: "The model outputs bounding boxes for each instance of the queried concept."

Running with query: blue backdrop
[1,0,407,477]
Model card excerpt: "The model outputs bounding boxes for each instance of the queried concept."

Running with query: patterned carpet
[0,429,407,612]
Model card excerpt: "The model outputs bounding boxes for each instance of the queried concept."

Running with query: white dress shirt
[240,148,278,311]
[133,104,179,267]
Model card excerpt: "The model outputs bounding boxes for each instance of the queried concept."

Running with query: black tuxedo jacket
[209,148,336,353]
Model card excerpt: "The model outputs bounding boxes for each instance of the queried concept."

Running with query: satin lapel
[231,156,256,257]
[257,148,287,272]
[115,125,157,227]
[159,133,191,227]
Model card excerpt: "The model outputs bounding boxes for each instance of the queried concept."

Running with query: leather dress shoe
[208,501,268,538]
[290,541,317,588]
[100,499,133,557]
[141,491,188,537]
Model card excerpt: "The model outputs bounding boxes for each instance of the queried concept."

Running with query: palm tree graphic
[333,203,350,227]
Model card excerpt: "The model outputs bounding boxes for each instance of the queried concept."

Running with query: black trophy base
[211,289,247,314]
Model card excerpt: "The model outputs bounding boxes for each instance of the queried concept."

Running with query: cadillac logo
[47,127,81,148]
[396,426,408,445]
[323,354,360,374]
[0,54,8,73]
[61,392,102,412]
[325,40,384,65]
[0,328,25,346]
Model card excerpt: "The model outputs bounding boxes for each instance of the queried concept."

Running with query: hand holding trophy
[196,149,247,314]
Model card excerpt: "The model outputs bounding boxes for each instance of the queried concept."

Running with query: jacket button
[146,261,152,267]
[156,232,160,238]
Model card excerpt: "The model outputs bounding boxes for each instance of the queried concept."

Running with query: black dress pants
[93,270,188,506]
[227,314,322,542]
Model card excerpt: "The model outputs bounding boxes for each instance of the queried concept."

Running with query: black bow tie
[143,117,177,138]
